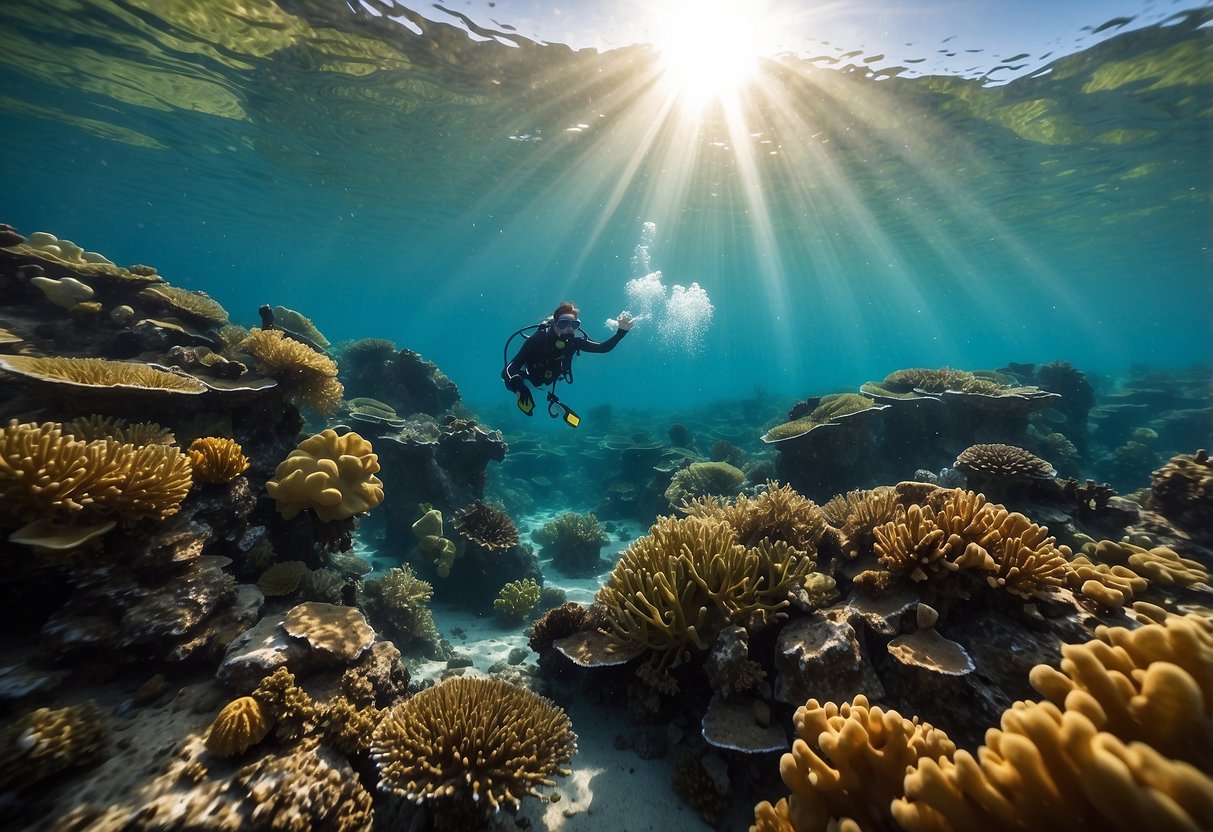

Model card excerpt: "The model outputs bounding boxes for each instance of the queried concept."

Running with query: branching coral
[0,419,193,527]
[665,461,747,507]
[682,482,827,553]
[187,436,250,483]
[451,499,519,551]
[826,487,900,558]
[494,578,542,620]
[372,677,576,817]
[752,695,955,832]
[204,696,273,757]
[597,515,814,667]
[319,695,380,756]
[240,328,343,414]
[363,566,441,656]
[266,429,383,522]
[252,667,319,743]
[872,491,1070,598]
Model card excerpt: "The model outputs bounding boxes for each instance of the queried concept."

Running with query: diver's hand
[617,311,636,331]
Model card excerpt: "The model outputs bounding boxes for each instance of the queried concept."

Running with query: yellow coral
[204,696,272,757]
[320,695,379,756]
[411,508,458,576]
[494,578,542,620]
[682,482,827,553]
[752,695,955,832]
[240,328,343,414]
[252,667,319,742]
[187,436,250,483]
[257,560,310,596]
[63,415,175,446]
[0,420,192,526]
[266,429,383,522]
[665,461,746,507]
[371,677,576,815]
[597,515,813,667]
[0,703,107,789]
[140,284,230,325]
[0,354,207,393]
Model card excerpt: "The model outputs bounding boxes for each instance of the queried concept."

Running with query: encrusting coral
[1149,449,1213,538]
[371,676,576,818]
[187,436,250,483]
[494,578,542,620]
[239,327,343,414]
[751,694,956,832]
[204,696,273,758]
[266,429,384,522]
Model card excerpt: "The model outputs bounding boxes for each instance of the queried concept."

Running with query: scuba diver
[502,302,635,427]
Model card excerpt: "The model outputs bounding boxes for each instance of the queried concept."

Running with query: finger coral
[204,696,273,757]
[371,676,576,817]
[252,667,319,743]
[752,694,955,832]
[494,578,542,620]
[893,615,1213,832]
[187,436,250,483]
[240,328,343,414]
[266,429,384,521]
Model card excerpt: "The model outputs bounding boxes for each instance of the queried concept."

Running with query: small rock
[549,791,562,804]
[916,603,940,631]
[507,647,529,665]
[135,674,168,706]
[446,655,474,669]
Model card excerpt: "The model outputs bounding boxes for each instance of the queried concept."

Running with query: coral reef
[265,429,384,522]
[371,677,576,819]
[1149,449,1213,542]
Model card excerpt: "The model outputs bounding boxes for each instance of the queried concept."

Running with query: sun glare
[653,0,769,106]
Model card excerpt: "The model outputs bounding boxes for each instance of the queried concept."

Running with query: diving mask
[553,316,580,332]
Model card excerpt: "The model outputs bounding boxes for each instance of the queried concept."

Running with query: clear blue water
[0,2,1209,411]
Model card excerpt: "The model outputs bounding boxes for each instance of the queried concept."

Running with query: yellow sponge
[266,429,383,521]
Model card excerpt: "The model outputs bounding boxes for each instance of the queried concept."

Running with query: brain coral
[266,429,383,521]
[187,436,249,483]
[371,676,576,816]
[665,461,747,508]
[204,696,272,758]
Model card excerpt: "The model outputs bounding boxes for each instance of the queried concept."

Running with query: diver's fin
[561,406,580,428]
[517,393,535,416]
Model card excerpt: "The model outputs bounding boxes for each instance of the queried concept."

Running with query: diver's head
[552,301,580,335]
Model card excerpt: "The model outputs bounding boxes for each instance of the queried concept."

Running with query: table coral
[282,602,375,664]
[266,429,384,522]
[0,354,208,393]
[371,676,576,817]
[752,694,955,832]
[187,436,250,483]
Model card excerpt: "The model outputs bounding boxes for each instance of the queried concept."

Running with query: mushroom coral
[204,696,272,758]
[371,676,576,817]
[265,429,383,522]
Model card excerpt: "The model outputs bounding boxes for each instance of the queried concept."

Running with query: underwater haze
[0,0,1210,410]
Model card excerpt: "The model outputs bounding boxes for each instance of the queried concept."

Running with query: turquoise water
[0,1,1209,410]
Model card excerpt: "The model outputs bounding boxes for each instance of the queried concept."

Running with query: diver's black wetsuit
[502,324,627,393]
